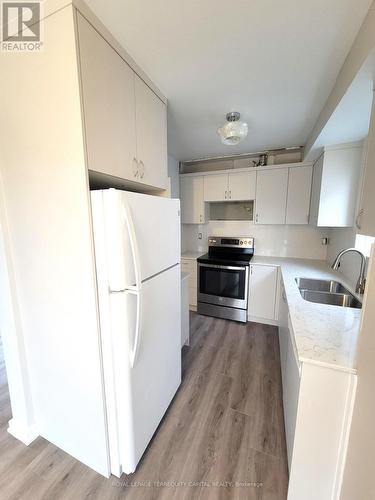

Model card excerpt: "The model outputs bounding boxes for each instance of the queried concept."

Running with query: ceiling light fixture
[217,112,248,145]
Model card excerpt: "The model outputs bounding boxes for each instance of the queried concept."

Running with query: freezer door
[100,189,180,291]
[113,264,181,474]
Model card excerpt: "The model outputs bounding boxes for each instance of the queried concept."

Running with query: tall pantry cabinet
[0,2,169,477]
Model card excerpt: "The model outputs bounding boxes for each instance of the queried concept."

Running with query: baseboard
[8,418,39,445]
[247,315,280,327]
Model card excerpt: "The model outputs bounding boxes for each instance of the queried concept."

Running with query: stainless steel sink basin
[295,277,350,294]
[295,277,362,309]
[299,289,362,309]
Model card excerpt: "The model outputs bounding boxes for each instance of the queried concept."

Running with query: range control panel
[208,236,254,249]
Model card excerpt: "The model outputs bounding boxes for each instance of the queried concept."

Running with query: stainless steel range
[197,236,254,323]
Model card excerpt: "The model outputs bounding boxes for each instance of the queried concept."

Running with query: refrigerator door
[112,264,181,474]
[100,189,180,291]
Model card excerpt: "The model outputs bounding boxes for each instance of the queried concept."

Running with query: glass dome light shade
[217,119,248,145]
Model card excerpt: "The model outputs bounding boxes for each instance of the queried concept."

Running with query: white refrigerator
[91,188,181,477]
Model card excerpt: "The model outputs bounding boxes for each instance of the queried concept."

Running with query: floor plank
[0,314,288,499]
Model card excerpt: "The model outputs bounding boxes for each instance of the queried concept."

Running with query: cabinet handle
[139,160,145,179]
[133,157,139,178]
[255,214,259,223]
[200,214,203,222]
[224,190,227,199]
[356,209,364,230]
[229,191,232,199]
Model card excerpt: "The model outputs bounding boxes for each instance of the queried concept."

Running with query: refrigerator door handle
[123,201,142,292]
[127,289,142,368]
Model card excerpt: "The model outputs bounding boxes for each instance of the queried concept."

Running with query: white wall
[182,222,329,260]
[339,245,375,500]
[167,155,180,199]
[326,227,359,289]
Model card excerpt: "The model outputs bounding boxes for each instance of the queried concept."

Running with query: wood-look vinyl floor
[0,314,288,499]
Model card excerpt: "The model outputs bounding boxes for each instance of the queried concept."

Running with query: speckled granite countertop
[251,257,362,373]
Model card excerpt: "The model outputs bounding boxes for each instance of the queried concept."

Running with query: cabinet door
[229,171,256,201]
[180,177,205,224]
[278,280,289,381]
[284,322,301,469]
[77,14,137,180]
[255,168,288,224]
[248,265,278,320]
[135,75,168,190]
[309,154,323,226]
[318,146,362,227]
[203,174,228,201]
[359,94,375,236]
[286,166,312,224]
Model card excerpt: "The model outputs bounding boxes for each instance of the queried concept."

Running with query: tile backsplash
[182,221,330,260]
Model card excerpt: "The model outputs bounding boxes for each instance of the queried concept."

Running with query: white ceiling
[86,0,372,161]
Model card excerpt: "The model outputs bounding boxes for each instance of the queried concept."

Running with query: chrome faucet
[331,248,366,295]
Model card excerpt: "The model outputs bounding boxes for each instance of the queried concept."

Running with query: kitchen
[0,0,375,499]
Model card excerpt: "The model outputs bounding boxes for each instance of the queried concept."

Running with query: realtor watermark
[1,1,43,51]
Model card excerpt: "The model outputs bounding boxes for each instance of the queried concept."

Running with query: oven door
[198,263,249,309]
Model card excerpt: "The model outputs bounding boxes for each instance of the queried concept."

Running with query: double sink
[295,278,362,309]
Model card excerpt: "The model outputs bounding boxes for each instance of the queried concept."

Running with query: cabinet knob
[356,209,364,230]
[139,160,145,179]
[133,157,138,177]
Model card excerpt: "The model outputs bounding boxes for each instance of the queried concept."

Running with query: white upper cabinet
[204,174,229,201]
[180,176,205,224]
[229,171,256,201]
[134,76,168,190]
[286,166,312,224]
[358,93,375,236]
[78,14,137,181]
[77,14,168,190]
[309,142,363,227]
[255,168,288,224]
[181,164,312,224]
[204,171,256,202]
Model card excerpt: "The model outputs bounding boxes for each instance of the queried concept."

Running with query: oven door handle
[198,263,247,271]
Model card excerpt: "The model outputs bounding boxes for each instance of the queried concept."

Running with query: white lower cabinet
[279,283,301,468]
[181,258,197,308]
[248,264,278,322]
[181,274,190,347]
[278,277,357,499]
